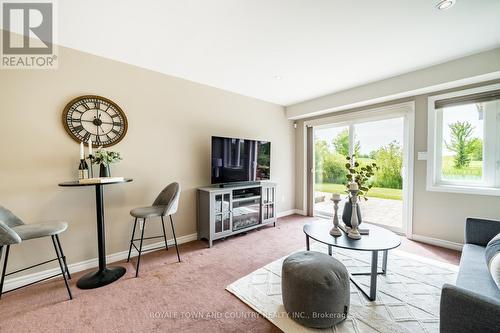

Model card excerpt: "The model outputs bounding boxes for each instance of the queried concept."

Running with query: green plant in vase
[92,148,122,177]
[342,155,378,226]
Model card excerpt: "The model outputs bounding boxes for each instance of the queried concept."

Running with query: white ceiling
[56,0,500,106]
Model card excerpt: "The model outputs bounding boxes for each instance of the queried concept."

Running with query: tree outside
[332,129,360,157]
[445,121,475,168]
[314,107,485,203]
[441,105,484,181]
[315,131,403,201]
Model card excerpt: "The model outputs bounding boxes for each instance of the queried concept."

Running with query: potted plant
[341,155,378,227]
[92,148,122,177]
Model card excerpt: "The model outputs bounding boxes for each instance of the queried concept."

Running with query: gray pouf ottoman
[281,251,350,328]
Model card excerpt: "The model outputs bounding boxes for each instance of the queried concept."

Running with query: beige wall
[0,46,295,273]
[294,80,500,245]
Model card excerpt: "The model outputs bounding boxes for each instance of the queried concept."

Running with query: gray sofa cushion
[457,244,500,300]
[485,233,500,288]
[465,218,500,247]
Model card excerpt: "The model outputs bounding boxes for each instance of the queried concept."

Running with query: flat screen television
[211,136,271,184]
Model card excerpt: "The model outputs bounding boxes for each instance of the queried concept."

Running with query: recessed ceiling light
[273,75,282,80]
[436,0,456,10]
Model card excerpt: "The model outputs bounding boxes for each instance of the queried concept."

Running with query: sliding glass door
[353,118,404,230]
[312,107,413,234]
[314,125,350,217]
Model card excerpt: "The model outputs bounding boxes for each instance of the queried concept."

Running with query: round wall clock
[62,95,128,147]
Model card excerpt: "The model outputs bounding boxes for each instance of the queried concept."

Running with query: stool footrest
[132,235,165,242]
[131,242,169,254]
[2,272,64,294]
[5,258,60,277]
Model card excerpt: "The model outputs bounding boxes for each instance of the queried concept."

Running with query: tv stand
[218,181,261,188]
[197,182,277,247]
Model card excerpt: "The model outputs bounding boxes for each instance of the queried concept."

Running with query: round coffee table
[303,221,401,301]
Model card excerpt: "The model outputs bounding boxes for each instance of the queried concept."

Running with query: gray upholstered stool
[0,206,72,300]
[281,251,349,328]
[127,182,181,277]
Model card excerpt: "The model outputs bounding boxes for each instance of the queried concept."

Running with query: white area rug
[227,244,458,333]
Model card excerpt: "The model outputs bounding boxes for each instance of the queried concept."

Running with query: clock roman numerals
[67,115,81,123]
[63,96,127,148]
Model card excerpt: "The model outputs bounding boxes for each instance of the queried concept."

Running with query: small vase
[99,164,110,177]
[342,199,362,227]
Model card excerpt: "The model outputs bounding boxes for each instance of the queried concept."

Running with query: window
[427,83,500,195]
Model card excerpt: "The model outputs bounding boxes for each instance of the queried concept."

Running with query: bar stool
[127,182,181,277]
[0,206,72,300]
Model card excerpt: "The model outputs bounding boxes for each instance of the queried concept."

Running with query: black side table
[59,178,133,289]
[303,221,401,301]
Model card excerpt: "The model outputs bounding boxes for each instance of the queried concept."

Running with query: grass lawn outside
[357,157,376,165]
[441,156,482,180]
[315,182,403,201]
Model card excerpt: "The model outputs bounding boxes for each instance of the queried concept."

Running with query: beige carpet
[227,244,458,333]
[0,216,460,332]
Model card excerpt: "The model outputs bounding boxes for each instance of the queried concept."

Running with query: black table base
[348,250,388,301]
[76,266,126,289]
[304,221,400,302]
[59,178,132,290]
[81,184,127,289]
[306,235,390,301]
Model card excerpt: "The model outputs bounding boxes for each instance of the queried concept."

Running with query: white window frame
[427,83,500,196]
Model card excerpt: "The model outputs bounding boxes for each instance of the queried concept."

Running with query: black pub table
[59,178,133,289]
[304,221,401,301]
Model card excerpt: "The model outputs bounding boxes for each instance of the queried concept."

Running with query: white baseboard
[277,209,307,218]
[3,233,198,293]
[411,234,463,252]
[293,209,307,216]
[277,209,294,218]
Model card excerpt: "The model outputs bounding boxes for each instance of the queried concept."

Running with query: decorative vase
[342,199,362,227]
[99,163,110,177]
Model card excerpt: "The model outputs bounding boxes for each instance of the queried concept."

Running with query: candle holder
[88,154,94,178]
[347,188,361,240]
[330,197,342,237]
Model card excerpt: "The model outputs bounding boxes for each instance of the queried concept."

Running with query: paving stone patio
[314,191,403,229]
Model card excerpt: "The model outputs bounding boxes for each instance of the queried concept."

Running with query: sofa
[440,218,500,333]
